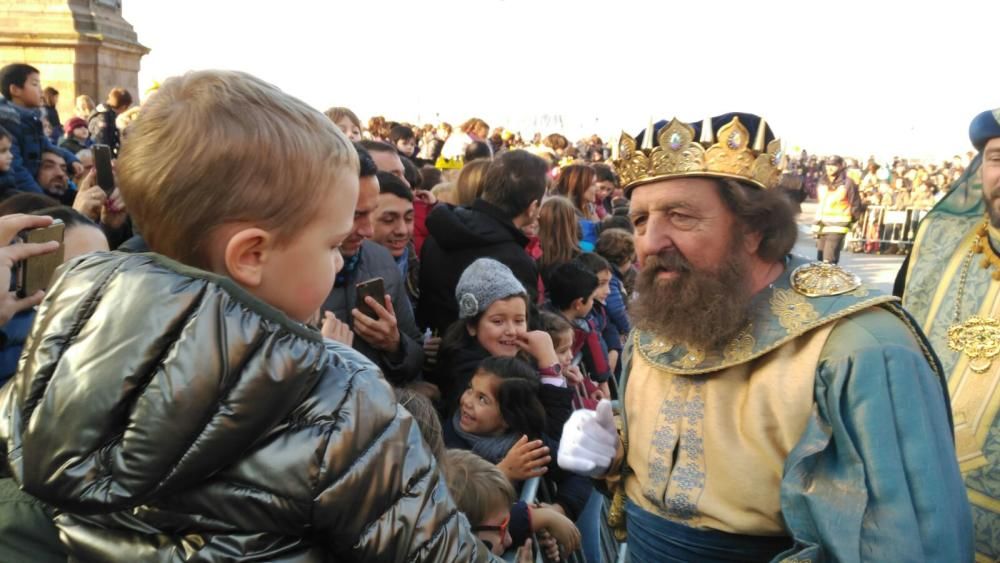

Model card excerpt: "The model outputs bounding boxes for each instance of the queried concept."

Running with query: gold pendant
[948,315,1000,374]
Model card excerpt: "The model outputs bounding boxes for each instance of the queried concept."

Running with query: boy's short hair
[575,252,611,276]
[0,125,12,142]
[389,124,415,143]
[547,261,598,311]
[118,70,358,268]
[599,215,634,234]
[444,449,516,526]
[596,228,636,268]
[592,163,619,186]
[376,171,413,201]
[0,63,39,100]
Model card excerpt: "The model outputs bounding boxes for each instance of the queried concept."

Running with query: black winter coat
[417,199,539,334]
[0,252,495,562]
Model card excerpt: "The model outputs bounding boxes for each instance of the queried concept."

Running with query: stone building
[0,0,147,121]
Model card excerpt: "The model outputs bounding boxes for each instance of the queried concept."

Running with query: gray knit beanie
[455,258,528,319]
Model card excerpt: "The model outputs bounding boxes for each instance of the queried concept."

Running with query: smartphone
[15,220,65,298]
[93,144,115,195]
[355,277,385,320]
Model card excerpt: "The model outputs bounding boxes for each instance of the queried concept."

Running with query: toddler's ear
[222,227,273,288]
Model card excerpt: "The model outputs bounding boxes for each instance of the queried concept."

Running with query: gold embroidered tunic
[610,256,973,562]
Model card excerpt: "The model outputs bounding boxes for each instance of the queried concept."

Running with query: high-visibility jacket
[815,174,859,235]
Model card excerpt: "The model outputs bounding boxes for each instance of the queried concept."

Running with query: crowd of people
[0,60,991,563]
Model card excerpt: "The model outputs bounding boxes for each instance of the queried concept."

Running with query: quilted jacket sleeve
[312,358,496,562]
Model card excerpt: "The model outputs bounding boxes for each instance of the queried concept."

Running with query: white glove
[558,399,619,478]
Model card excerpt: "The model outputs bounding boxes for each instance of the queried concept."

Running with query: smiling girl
[432,258,569,417]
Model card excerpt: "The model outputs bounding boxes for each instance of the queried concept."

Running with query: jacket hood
[0,252,355,513]
[426,201,529,252]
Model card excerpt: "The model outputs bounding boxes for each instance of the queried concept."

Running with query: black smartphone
[14,220,65,298]
[93,144,115,195]
[355,277,385,320]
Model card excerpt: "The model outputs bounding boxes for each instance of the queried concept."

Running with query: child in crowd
[391,124,418,159]
[58,116,90,155]
[595,227,635,337]
[539,310,599,410]
[0,64,80,194]
[0,70,492,561]
[444,357,585,557]
[544,261,612,399]
[0,126,13,195]
[433,258,573,434]
[575,252,624,373]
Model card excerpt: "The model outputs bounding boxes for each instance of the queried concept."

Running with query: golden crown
[612,115,784,192]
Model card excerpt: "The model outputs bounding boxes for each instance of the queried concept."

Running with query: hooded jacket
[0,252,494,562]
[417,200,539,334]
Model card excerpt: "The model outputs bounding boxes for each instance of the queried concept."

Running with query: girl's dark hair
[0,125,11,142]
[478,356,546,440]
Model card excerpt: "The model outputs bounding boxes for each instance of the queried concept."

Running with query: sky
[122,0,999,161]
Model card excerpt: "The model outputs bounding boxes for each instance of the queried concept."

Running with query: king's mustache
[644,252,692,275]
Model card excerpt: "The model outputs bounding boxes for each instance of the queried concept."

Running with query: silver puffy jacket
[0,252,494,562]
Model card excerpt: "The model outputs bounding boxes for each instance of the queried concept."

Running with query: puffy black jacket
[417,200,539,334]
[0,252,494,562]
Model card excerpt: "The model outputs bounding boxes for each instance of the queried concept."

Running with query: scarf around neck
[450,412,521,464]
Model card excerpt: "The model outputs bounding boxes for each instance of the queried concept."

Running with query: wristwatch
[538,363,562,377]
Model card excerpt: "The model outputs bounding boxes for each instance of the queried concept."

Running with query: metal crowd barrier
[846,206,929,254]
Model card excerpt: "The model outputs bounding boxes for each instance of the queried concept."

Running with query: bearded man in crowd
[558,112,972,562]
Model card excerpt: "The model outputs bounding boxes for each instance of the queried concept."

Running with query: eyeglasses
[472,512,510,540]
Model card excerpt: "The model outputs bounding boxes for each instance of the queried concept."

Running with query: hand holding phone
[93,144,115,196]
[15,220,65,298]
[0,215,62,325]
[355,277,385,320]
[352,277,401,354]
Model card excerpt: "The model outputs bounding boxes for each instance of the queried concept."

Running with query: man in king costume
[558,112,972,562]
[895,108,1000,562]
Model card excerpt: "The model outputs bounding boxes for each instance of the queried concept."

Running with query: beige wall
[0,0,147,127]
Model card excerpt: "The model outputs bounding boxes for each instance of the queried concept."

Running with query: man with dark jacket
[418,150,546,334]
[322,145,424,386]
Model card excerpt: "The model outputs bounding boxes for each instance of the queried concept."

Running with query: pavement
[793,202,905,295]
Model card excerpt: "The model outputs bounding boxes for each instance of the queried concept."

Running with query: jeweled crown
[612,114,785,193]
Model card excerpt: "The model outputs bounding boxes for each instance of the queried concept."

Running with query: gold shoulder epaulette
[790,261,862,297]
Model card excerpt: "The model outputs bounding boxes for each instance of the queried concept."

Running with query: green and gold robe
[611,255,973,562]
[902,156,1000,562]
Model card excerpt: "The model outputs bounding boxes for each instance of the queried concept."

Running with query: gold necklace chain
[947,219,1000,374]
